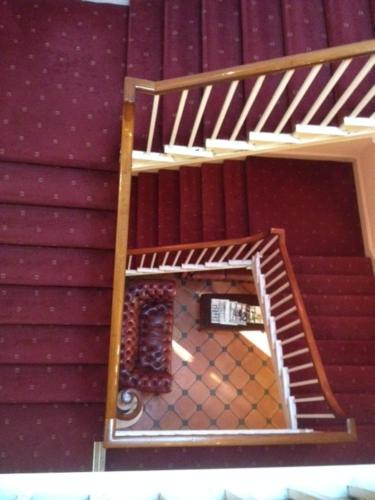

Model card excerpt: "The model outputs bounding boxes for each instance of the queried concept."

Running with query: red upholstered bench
[119,280,176,394]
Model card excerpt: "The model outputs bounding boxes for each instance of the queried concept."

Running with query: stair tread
[292,256,372,275]
[0,365,107,403]
[0,245,113,288]
[297,274,375,295]
[0,162,117,211]
[291,365,375,394]
[158,170,180,245]
[311,315,375,340]
[0,203,116,250]
[223,161,249,239]
[0,286,111,325]
[318,339,375,366]
[0,325,108,365]
[303,294,375,317]
[179,167,203,243]
[136,173,159,248]
[297,393,375,425]
[201,164,225,242]
[0,402,104,473]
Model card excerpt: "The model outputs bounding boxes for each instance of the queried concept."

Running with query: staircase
[114,158,375,436]
[0,0,374,474]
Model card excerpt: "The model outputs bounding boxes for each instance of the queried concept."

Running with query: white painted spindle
[275,64,322,133]
[321,55,375,125]
[301,59,352,124]
[254,70,295,132]
[169,90,189,146]
[211,81,239,139]
[230,75,266,140]
[349,85,375,118]
[188,85,213,147]
[146,95,160,152]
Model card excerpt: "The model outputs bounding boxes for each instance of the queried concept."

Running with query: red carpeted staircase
[0,0,374,473]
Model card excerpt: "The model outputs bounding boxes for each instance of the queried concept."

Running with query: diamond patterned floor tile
[127,275,285,431]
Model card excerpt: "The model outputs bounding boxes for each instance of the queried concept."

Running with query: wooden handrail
[271,228,346,418]
[105,102,135,421]
[124,40,375,101]
[127,231,269,256]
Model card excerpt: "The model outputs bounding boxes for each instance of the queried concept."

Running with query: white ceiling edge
[82,0,129,5]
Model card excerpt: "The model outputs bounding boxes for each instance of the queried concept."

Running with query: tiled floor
[129,275,286,431]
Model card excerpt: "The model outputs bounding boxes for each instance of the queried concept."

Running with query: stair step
[292,256,373,276]
[0,162,117,211]
[311,316,375,341]
[223,161,248,239]
[0,286,111,325]
[136,173,159,248]
[0,204,115,249]
[0,365,106,403]
[291,366,375,394]
[297,274,375,295]
[158,170,180,245]
[179,166,203,243]
[0,325,108,365]
[0,402,104,473]
[0,245,113,288]
[303,294,375,317]
[201,164,225,241]
[296,393,375,425]
[318,340,375,366]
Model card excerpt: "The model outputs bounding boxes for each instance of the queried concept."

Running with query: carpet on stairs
[0,0,374,475]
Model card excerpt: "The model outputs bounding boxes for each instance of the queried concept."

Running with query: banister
[127,231,269,256]
[126,227,347,420]
[105,102,135,421]
[125,40,375,98]
[271,228,346,418]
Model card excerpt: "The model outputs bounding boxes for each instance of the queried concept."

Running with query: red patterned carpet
[0,0,374,473]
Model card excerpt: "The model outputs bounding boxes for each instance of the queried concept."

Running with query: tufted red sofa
[119,280,176,394]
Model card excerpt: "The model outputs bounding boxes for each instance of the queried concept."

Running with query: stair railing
[125,228,346,428]
[105,227,355,446]
[124,39,375,170]
[251,229,346,430]
[125,232,268,275]
[104,42,373,444]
